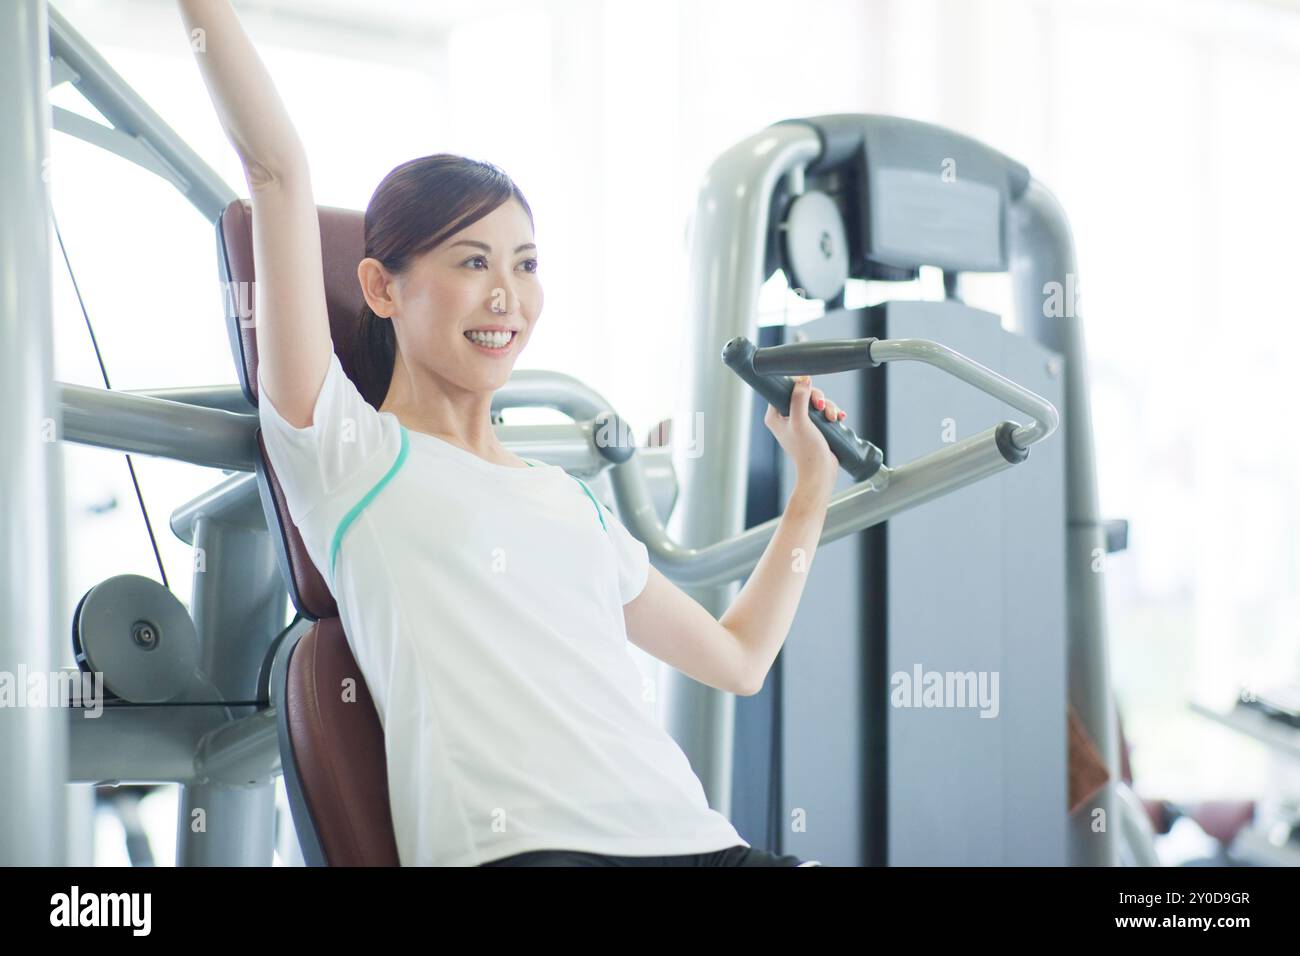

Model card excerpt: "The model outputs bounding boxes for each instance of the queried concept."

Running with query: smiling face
[365,199,542,396]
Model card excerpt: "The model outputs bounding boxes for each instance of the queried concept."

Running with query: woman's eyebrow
[450,240,537,253]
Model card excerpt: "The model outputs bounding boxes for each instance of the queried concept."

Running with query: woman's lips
[464,330,517,356]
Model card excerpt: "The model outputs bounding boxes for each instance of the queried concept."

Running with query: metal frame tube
[665,122,824,815]
[869,338,1060,448]
[1009,179,1117,867]
[61,371,644,477]
[47,4,236,221]
[0,0,67,867]
[611,426,1019,589]
[59,383,261,471]
[125,384,253,413]
[68,705,233,785]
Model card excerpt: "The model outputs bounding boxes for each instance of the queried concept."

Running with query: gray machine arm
[723,332,1059,474]
[607,333,1058,589]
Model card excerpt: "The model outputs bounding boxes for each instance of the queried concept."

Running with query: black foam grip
[722,336,884,483]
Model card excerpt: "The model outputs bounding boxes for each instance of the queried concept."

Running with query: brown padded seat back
[219,198,372,621]
[279,618,400,866]
[218,198,399,865]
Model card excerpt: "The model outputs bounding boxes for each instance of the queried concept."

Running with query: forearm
[718,480,830,693]
[177,0,308,185]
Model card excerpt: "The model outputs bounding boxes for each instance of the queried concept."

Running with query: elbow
[734,667,765,698]
[242,143,309,192]
[243,158,279,192]
[728,632,765,697]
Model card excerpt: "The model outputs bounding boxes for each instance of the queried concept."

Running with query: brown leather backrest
[282,619,399,866]
[218,198,399,865]
[218,198,372,620]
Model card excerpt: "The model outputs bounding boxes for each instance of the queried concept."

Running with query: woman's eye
[463,256,538,272]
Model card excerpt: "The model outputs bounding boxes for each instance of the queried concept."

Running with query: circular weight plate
[781,190,849,303]
[74,574,200,703]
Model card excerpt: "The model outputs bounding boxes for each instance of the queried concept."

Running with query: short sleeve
[604,505,650,604]
[256,351,397,529]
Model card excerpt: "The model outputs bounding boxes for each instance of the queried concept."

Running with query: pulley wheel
[71,574,200,703]
[780,189,849,303]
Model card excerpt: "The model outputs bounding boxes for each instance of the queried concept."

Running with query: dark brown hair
[352,153,534,408]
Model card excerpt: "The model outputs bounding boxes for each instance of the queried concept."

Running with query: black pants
[481,844,820,866]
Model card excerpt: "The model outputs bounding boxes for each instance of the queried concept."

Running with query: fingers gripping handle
[721,336,885,483]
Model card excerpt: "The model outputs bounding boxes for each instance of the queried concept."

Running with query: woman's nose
[489,285,514,314]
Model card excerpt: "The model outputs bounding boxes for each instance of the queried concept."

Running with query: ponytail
[352,302,397,410]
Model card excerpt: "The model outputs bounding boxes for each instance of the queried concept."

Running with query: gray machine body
[734,301,1067,866]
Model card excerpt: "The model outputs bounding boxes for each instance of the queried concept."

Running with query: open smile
[463,330,518,356]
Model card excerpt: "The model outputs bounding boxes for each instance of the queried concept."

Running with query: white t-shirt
[257,350,748,865]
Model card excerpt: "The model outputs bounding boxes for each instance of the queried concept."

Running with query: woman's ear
[357,257,396,318]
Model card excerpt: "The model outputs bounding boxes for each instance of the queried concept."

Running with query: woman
[179,0,847,867]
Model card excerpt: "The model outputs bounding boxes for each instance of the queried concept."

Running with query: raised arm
[177,0,332,427]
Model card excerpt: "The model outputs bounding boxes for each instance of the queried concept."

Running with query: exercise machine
[660,113,1119,866]
[1,1,1119,866]
[714,118,1076,865]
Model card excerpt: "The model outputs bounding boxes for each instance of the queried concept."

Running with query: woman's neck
[379,354,505,458]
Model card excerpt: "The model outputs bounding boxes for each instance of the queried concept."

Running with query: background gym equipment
[669,112,1119,866]
[2,2,1120,866]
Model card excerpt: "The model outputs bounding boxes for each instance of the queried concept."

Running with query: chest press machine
[2,2,1133,867]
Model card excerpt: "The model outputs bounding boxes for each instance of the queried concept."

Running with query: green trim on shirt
[329,425,410,585]
[526,458,608,531]
[568,474,608,531]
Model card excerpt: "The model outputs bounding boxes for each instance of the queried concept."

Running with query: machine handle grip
[721,336,884,482]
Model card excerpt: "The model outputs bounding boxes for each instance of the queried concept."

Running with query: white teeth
[466,330,514,348]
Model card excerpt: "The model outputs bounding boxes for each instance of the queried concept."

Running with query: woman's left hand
[763,375,843,502]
